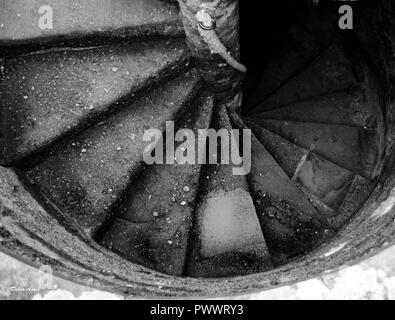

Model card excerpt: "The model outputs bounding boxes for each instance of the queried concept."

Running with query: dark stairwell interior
[1,0,395,296]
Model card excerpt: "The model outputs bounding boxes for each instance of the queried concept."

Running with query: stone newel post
[177,0,246,107]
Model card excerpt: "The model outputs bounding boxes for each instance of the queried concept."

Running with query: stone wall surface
[2,243,395,300]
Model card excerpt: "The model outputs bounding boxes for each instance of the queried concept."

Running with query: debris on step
[101,93,214,276]
[229,112,333,266]
[187,106,272,278]
[187,188,272,278]
[0,0,183,49]
[26,72,201,236]
[0,40,191,166]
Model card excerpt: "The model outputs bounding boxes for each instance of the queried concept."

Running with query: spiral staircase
[0,0,394,296]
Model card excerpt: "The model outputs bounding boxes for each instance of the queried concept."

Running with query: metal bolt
[197,10,216,30]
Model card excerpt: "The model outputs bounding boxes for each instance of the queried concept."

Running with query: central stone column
[177,0,245,107]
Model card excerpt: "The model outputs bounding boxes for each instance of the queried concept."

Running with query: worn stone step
[101,92,213,276]
[329,176,375,230]
[0,0,182,51]
[25,71,201,237]
[0,40,190,166]
[297,184,337,219]
[187,105,272,278]
[254,85,379,128]
[254,119,380,179]
[252,45,356,114]
[245,24,326,111]
[229,112,332,266]
[245,119,356,213]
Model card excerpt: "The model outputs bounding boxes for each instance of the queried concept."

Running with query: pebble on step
[25,72,201,237]
[101,93,214,276]
[0,0,182,47]
[229,112,332,266]
[187,106,273,278]
[0,40,190,166]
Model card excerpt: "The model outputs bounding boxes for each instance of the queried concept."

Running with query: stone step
[252,45,356,113]
[254,85,379,128]
[25,71,201,237]
[329,176,375,230]
[229,112,332,266]
[187,105,273,278]
[0,40,190,166]
[101,92,214,276]
[245,119,373,230]
[0,0,182,51]
[245,24,326,111]
[254,119,380,179]
[245,119,356,213]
